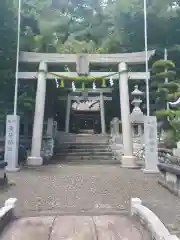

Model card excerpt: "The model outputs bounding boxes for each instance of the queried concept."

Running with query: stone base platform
[1,215,150,240]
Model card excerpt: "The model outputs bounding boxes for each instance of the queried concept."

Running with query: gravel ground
[0,164,180,236]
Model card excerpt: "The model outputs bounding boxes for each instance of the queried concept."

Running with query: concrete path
[1,215,150,240]
[0,164,179,236]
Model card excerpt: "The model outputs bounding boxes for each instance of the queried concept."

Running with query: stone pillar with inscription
[27,62,47,166]
[143,116,159,173]
[119,62,136,168]
[5,115,20,171]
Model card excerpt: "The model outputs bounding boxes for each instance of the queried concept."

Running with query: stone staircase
[54,133,120,164]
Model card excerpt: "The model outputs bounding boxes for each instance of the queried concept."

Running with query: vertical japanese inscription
[148,120,156,152]
[5,119,14,160]
[5,115,19,169]
[7,123,14,151]
[144,116,158,171]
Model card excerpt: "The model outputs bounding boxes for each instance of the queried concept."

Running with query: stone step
[56,155,113,161]
[55,159,121,165]
[58,133,109,136]
[55,148,112,154]
[63,136,109,139]
[59,141,110,145]
[59,134,109,137]
[59,134,109,138]
[59,141,110,144]
[58,142,109,146]
[55,133,113,164]
[56,152,113,156]
[58,137,110,142]
[57,145,110,150]
[56,149,112,153]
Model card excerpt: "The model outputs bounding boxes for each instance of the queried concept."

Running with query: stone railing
[158,163,180,197]
[134,146,176,166]
[133,144,180,197]
[0,161,7,186]
[0,198,17,232]
[158,148,174,164]
[109,131,178,167]
[157,147,180,197]
[131,198,179,240]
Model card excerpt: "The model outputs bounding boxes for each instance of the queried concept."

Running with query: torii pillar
[27,62,47,166]
[119,62,136,168]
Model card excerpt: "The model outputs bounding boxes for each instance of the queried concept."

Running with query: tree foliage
[2,0,180,119]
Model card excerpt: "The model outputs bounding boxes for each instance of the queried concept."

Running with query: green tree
[0,0,17,119]
[1,0,180,119]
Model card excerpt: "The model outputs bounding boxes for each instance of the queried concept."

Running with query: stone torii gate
[16,50,154,168]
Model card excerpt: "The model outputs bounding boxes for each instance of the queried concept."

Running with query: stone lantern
[131,85,144,114]
[130,85,144,142]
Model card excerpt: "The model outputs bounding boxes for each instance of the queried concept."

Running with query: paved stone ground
[0,164,180,236]
[1,215,151,240]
